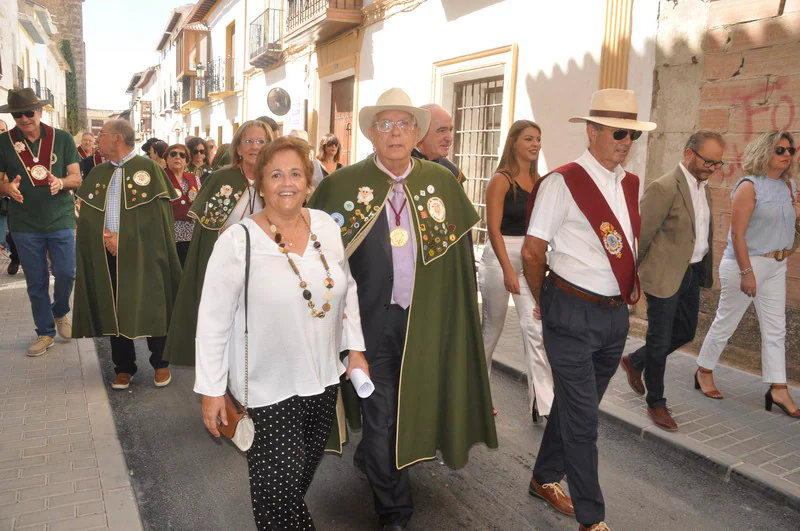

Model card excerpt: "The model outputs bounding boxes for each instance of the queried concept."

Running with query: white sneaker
[27,336,55,357]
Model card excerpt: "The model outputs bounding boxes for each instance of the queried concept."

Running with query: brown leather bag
[219,390,246,439]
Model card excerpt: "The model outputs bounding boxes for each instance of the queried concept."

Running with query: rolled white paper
[349,368,374,398]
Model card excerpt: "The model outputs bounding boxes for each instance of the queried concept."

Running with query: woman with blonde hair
[479,119,554,421]
[696,131,800,417]
[312,133,342,185]
[164,120,274,366]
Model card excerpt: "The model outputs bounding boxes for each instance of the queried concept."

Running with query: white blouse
[193,210,366,408]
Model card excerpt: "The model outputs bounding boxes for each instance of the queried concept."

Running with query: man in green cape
[307,88,497,530]
[163,119,271,366]
[72,120,182,390]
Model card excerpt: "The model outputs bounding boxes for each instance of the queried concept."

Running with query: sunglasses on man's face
[192,149,205,155]
[775,146,797,156]
[169,151,188,159]
[11,110,35,119]
[612,129,643,141]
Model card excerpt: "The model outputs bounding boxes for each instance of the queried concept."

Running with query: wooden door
[330,76,354,165]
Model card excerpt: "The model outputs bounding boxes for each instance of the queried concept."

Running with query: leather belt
[551,275,626,308]
[762,249,793,261]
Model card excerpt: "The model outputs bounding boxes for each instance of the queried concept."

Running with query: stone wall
[644,0,800,382]
[35,0,86,126]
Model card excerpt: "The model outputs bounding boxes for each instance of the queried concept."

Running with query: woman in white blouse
[195,136,369,530]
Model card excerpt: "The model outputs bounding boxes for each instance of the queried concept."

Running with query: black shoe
[7,261,19,275]
[382,526,404,531]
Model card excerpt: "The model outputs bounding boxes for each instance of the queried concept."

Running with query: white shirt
[679,162,710,263]
[194,211,366,407]
[374,156,417,305]
[528,149,635,296]
[224,177,262,227]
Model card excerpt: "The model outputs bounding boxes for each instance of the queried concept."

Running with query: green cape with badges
[72,155,182,339]
[308,157,498,468]
[163,167,253,366]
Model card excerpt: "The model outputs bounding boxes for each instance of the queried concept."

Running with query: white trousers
[479,235,554,415]
[697,256,787,383]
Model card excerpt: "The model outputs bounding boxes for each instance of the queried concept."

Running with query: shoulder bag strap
[239,223,251,411]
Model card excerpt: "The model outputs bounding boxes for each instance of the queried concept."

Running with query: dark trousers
[106,252,168,375]
[629,263,702,408]
[354,305,414,527]
[246,385,338,531]
[176,241,190,267]
[533,276,629,526]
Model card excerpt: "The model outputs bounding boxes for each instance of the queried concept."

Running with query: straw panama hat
[358,88,431,138]
[569,88,657,132]
[0,88,47,114]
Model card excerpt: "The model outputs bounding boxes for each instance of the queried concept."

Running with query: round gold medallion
[390,227,409,247]
[30,165,48,181]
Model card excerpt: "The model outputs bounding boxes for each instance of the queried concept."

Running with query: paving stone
[15,505,75,527]
[48,513,107,531]
[706,435,738,450]
[773,453,800,472]
[18,481,74,501]
[700,424,732,438]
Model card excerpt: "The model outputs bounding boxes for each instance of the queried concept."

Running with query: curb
[491,358,800,513]
[76,338,145,531]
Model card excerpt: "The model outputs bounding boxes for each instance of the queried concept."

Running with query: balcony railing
[171,89,180,110]
[14,66,24,89]
[285,0,362,44]
[28,78,41,97]
[180,77,208,111]
[207,56,236,96]
[44,88,54,107]
[249,8,283,69]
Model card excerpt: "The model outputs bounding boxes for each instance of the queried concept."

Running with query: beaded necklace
[267,213,335,319]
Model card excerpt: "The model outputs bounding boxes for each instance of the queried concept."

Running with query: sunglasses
[191,149,206,155]
[775,146,796,156]
[325,141,339,148]
[612,129,643,141]
[169,151,188,159]
[11,110,35,119]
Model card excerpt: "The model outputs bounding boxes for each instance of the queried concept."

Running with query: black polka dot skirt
[246,384,338,531]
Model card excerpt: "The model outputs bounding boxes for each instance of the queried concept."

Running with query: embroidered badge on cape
[426,197,446,223]
[13,142,26,154]
[132,171,151,186]
[600,222,624,258]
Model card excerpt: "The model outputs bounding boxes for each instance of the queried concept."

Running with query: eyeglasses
[169,151,188,159]
[373,119,417,133]
[191,149,206,155]
[612,129,643,141]
[691,149,725,169]
[11,110,35,119]
[325,141,339,148]
[242,139,267,146]
[775,146,797,156]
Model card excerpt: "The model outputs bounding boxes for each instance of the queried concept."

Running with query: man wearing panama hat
[0,88,81,357]
[521,88,656,531]
[308,88,497,530]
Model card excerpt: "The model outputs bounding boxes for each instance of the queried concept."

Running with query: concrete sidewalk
[0,254,142,531]
[491,304,800,511]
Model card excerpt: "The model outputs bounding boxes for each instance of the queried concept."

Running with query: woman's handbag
[217,224,255,452]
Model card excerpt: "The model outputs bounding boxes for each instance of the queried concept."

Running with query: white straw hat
[358,88,431,137]
[569,88,657,132]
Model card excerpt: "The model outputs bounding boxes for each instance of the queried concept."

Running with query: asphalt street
[95,338,800,531]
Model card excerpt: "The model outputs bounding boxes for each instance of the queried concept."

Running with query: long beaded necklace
[267,213,335,319]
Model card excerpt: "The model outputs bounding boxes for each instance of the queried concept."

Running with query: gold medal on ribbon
[390,226,409,247]
[30,165,48,181]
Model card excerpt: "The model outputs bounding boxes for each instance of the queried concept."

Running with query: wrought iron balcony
[285,0,363,45]
[44,88,54,108]
[28,77,41,97]
[249,8,283,69]
[14,66,24,89]
[179,77,209,112]
[207,56,237,99]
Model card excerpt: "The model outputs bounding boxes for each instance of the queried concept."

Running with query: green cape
[72,155,182,338]
[163,167,251,365]
[308,157,498,468]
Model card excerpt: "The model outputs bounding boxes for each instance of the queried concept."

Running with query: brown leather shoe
[528,478,575,516]
[647,407,678,431]
[154,368,172,388]
[620,354,645,395]
[111,373,133,390]
[579,523,611,531]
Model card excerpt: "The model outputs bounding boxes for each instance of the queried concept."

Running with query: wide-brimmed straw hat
[358,88,431,137]
[0,88,46,114]
[569,88,656,132]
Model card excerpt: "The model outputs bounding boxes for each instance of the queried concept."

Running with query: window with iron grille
[452,75,504,255]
